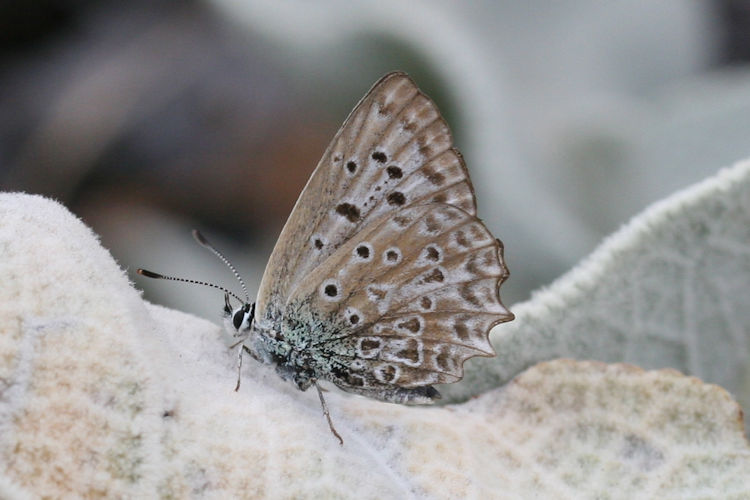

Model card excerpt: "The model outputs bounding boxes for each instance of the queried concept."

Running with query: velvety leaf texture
[442,159,750,437]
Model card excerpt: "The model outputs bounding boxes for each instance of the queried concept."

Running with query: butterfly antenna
[136,268,245,304]
[192,230,250,303]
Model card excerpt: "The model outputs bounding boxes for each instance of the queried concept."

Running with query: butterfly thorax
[244,301,357,392]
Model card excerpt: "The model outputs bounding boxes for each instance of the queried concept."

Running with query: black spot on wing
[425,246,440,261]
[361,338,380,351]
[387,192,406,206]
[336,203,361,222]
[386,165,403,179]
[396,317,421,333]
[423,268,444,284]
[423,166,445,185]
[372,151,387,163]
[356,245,370,258]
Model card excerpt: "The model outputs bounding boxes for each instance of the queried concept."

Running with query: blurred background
[2,0,750,321]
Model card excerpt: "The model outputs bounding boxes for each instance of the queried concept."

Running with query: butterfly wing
[255,72,476,317]
[285,202,511,398]
[254,72,512,401]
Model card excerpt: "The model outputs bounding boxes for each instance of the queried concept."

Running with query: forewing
[285,203,513,390]
[255,72,476,318]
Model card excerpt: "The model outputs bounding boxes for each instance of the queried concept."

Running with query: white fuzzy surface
[0,192,748,498]
[446,159,750,435]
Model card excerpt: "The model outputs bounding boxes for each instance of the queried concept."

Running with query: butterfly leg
[234,343,244,391]
[313,380,343,446]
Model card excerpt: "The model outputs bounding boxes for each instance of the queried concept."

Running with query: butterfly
[138,72,513,444]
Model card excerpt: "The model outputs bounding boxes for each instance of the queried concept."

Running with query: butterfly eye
[231,303,255,332]
[232,309,244,330]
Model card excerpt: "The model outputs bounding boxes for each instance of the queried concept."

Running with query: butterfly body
[243,299,443,403]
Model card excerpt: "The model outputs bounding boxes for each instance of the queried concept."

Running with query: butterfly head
[137,230,255,336]
[224,293,255,334]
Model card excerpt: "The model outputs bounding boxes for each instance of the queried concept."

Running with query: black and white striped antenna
[136,229,250,305]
